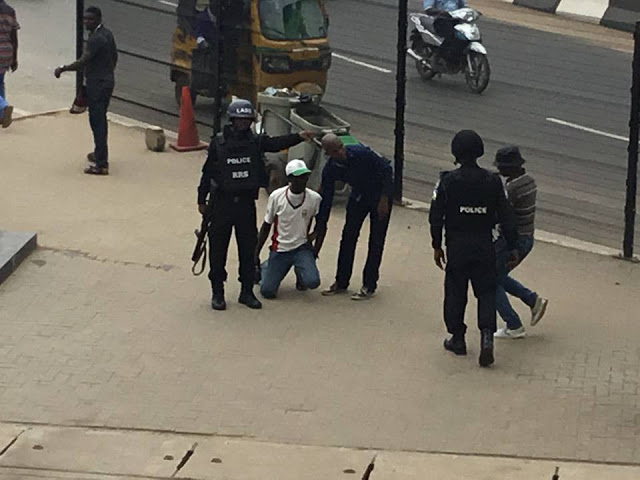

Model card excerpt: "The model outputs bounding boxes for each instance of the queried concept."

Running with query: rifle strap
[191,236,208,276]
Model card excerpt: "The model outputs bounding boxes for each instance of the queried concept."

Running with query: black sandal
[84,165,109,175]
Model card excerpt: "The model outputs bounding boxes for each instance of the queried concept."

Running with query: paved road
[323,0,635,251]
[39,0,640,250]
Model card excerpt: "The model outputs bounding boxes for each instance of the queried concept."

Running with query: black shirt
[197,125,303,204]
[317,144,393,224]
[85,25,117,82]
[429,163,517,250]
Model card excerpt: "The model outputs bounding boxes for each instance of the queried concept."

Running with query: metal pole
[623,21,640,258]
[393,0,408,204]
[212,0,224,135]
[75,0,85,96]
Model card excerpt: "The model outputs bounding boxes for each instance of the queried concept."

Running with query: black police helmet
[451,130,484,161]
[495,145,525,169]
[227,99,255,119]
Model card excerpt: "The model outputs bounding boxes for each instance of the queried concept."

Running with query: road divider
[513,0,561,13]
[505,0,639,31]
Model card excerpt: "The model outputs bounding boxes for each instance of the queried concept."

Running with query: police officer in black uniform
[197,99,314,311]
[429,130,519,367]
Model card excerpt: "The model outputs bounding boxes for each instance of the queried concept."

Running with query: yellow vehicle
[170,0,331,106]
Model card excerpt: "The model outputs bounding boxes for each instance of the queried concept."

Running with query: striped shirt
[0,1,18,74]
[505,172,537,237]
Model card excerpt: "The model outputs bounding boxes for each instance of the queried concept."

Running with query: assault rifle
[191,204,212,276]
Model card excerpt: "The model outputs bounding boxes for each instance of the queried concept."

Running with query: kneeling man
[256,160,323,299]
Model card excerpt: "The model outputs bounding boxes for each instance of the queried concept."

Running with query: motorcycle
[407,8,490,94]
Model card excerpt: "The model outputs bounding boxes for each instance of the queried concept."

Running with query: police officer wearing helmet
[429,130,519,368]
[197,99,314,311]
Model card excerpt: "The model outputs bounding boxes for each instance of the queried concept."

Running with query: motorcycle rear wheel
[465,52,490,94]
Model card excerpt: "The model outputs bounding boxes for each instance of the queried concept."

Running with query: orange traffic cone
[170,87,208,152]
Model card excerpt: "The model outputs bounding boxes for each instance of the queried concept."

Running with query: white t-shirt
[264,186,322,252]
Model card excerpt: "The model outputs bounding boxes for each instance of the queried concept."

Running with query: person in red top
[0,0,19,128]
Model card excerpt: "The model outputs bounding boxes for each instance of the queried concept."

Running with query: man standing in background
[55,7,117,175]
[0,0,19,129]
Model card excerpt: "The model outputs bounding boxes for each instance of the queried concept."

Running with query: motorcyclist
[194,3,217,50]
[423,0,466,12]
[423,0,467,65]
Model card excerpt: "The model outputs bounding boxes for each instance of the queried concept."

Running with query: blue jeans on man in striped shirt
[495,235,537,330]
[0,73,8,114]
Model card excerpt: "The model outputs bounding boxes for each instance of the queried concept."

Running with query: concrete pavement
[0,424,638,479]
[1,113,640,478]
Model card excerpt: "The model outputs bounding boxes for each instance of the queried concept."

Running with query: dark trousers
[444,235,497,338]
[335,198,391,292]
[208,195,257,292]
[86,80,114,168]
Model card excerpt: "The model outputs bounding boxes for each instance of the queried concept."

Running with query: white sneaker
[494,326,527,339]
[530,296,549,326]
[351,286,375,301]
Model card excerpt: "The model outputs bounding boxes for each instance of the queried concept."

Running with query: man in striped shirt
[493,146,548,339]
[0,0,18,128]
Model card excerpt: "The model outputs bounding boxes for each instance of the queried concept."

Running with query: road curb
[10,108,179,141]
[108,112,178,140]
[12,108,68,122]
[401,198,637,261]
[501,0,640,31]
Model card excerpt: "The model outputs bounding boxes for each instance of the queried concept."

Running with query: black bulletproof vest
[214,132,263,193]
[441,167,500,234]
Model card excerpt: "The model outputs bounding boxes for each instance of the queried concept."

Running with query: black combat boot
[238,285,262,310]
[444,335,467,356]
[211,287,226,311]
[479,329,495,367]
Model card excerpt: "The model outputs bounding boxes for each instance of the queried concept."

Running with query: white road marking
[159,0,178,7]
[546,117,628,142]
[333,53,392,74]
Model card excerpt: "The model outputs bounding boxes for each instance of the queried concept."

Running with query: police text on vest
[227,157,251,165]
[460,206,487,214]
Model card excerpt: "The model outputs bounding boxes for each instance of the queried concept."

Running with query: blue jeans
[0,72,8,114]
[260,244,321,299]
[495,235,538,329]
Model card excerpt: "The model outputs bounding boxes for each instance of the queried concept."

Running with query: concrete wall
[513,0,561,13]
[557,0,609,23]
[601,0,640,31]
[502,0,639,32]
